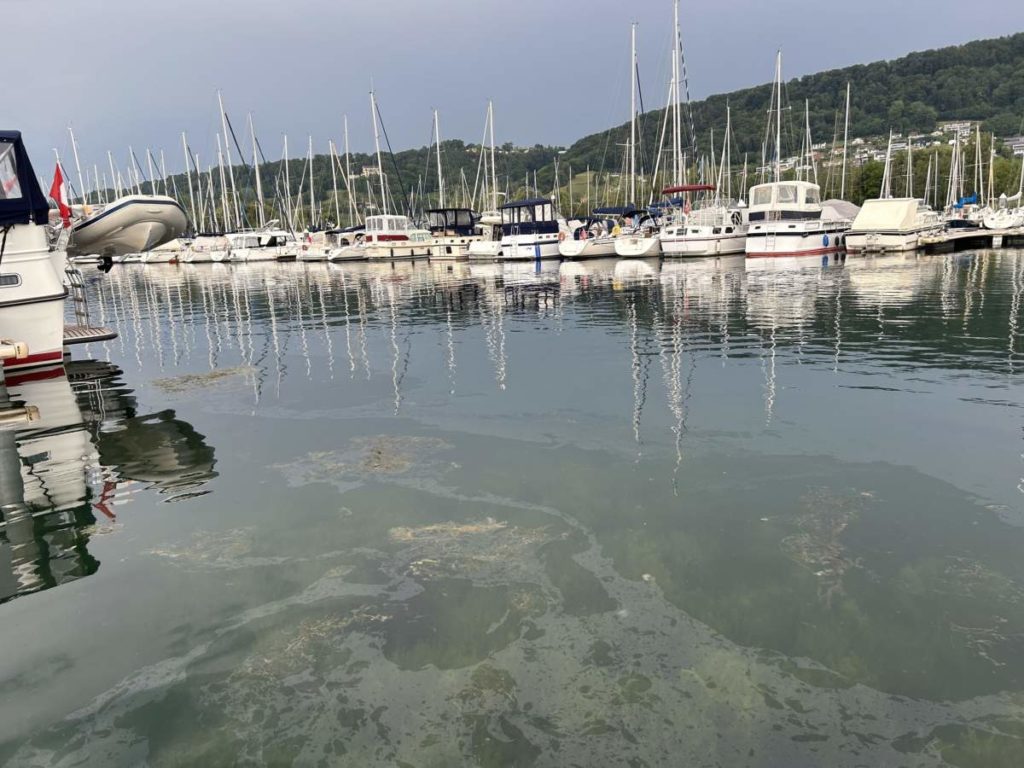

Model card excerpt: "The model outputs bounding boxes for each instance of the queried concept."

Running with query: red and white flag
[49,164,71,228]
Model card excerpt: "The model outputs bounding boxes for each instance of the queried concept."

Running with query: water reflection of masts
[1009,253,1023,374]
[479,275,508,391]
[315,276,335,379]
[656,282,694,492]
[628,293,651,459]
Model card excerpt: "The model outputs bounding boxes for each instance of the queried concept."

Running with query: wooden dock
[919,227,1024,254]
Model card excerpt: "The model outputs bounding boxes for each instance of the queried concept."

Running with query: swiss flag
[49,164,71,228]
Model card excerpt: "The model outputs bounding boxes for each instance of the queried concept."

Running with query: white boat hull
[614,234,661,258]
[845,231,923,254]
[467,241,501,260]
[661,232,747,257]
[745,223,849,258]
[558,236,617,260]
[69,195,188,257]
[0,224,67,372]
[498,236,561,261]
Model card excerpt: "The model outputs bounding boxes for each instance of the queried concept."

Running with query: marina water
[1,251,1023,766]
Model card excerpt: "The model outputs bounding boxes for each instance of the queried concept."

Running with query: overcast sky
[7,0,1019,180]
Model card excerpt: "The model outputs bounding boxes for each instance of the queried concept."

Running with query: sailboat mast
[183,134,197,226]
[217,91,241,229]
[672,0,682,186]
[726,105,732,201]
[216,134,230,230]
[489,100,498,211]
[432,109,445,208]
[68,127,87,205]
[840,82,850,200]
[329,140,340,226]
[371,90,387,213]
[308,135,315,229]
[630,21,637,204]
[344,116,356,225]
[249,115,265,228]
[283,135,293,229]
[774,51,782,183]
[906,138,913,198]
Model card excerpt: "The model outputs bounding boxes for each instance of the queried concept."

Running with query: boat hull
[661,232,746,257]
[614,234,661,258]
[745,224,849,258]
[69,196,188,258]
[499,236,561,261]
[845,231,924,254]
[558,236,617,260]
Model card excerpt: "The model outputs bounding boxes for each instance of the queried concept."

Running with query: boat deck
[919,227,1024,253]
[64,325,118,346]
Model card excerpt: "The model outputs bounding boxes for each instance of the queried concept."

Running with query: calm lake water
[1,251,1023,766]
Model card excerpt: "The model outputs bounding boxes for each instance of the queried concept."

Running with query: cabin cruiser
[659,185,749,257]
[744,181,853,258]
[0,131,69,371]
[845,198,943,254]
[211,228,298,263]
[558,206,638,260]
[613,207,662,258]
[426,208,479,260]
[498,198,566,261]
[297,230,338,261]
[67,194,188,259]
[180,234,229,263]
[332,215,432,261]
[467,210,502,260]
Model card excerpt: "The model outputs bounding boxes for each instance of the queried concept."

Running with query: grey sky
[7,0,1020,180]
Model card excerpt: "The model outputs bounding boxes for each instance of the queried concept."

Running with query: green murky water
[1,252,1023,766]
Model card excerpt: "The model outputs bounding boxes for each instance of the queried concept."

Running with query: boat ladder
[64,266,118,346]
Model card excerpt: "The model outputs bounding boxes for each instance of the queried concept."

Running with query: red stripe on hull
[746,247,843,259]
[3,364,66,385]
[2,350,65,371]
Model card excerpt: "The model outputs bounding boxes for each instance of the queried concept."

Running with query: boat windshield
[752,187,772,206]
[805,187,820,205]
[0,141,22,200]
[778,185,798,204]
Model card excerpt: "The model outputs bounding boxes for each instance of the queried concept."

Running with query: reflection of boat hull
[69,196,188,257]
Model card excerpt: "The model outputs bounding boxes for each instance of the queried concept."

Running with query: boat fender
[558,231,566,242]
[580,228,588,240]
[823,234,830,247]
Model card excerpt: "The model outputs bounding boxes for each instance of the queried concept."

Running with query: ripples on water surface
[1,251,1023,766]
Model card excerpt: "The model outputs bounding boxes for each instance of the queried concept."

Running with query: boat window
[0,141,22,200]
[712,227,721,234]
[519,206,535,223]
[804,187,820,205]
[752,187,772,206]
[0,273,21,287]
[778,185,798,204]
[536,204,550,221]
[725,227,733,233]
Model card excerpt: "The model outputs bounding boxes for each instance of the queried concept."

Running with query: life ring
[558,231,566,242]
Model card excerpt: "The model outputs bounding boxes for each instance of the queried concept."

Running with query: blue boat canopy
[500,197,551,209]
[0,131,51,227]
[592,205,644,217]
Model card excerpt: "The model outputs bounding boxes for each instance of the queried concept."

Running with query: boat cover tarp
[823,199,861,222]
[0,130,51,227]
[849,198,916,232]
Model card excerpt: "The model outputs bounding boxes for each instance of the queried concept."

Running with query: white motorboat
[467,211,502,260]
[426,208,479,260]
[498,198,566,261]
[180,234,229,263]
[212,229,298,263]
[744,181,853,258]
[846,198,943,254]
[332,215,432,261]
[68,194,188,258]
[0,131,68,371]
[659,185,748,258]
